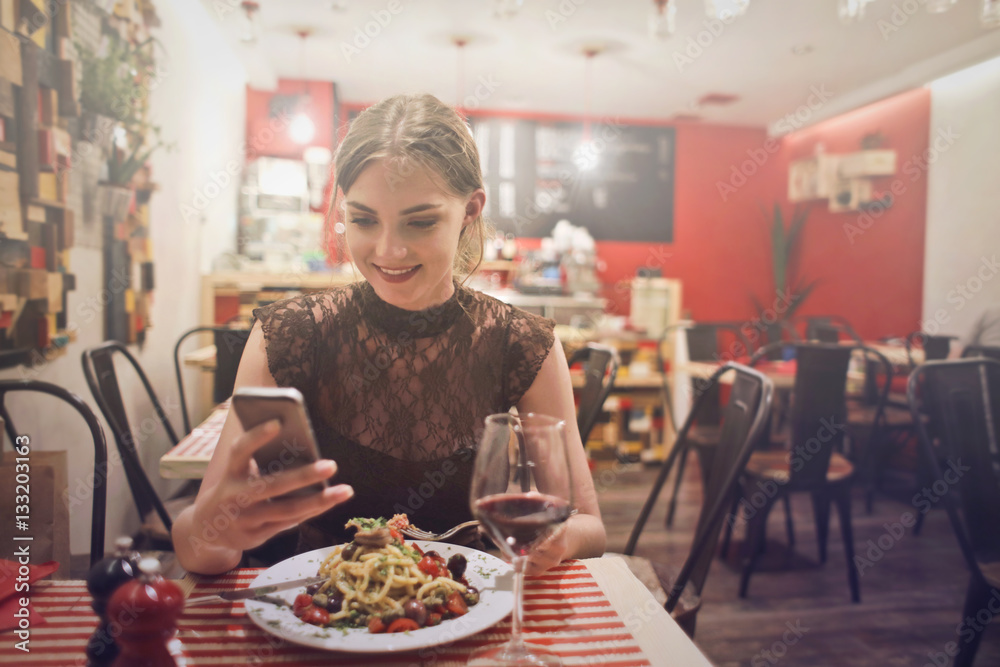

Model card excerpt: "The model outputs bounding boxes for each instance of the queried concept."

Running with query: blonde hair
[333,94,488,279]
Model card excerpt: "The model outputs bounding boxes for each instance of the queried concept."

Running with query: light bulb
[925,0,957,13]
[705,0,749,21]
[983,0,1000,27]
[838,0,867,23]
[649,1,676,40]
[289,113,315,144]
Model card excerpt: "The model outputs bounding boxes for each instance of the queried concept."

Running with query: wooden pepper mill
[107,557,188,667]
[86,537,139,666]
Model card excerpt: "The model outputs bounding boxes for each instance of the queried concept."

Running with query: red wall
[778,88,930,340]
[246,79,336,159]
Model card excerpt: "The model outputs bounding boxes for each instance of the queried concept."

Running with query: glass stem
[510,555,528,649]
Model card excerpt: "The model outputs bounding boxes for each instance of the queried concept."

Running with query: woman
[172,93,606,575]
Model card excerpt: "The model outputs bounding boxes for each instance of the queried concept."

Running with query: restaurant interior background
[1,0,1000,653]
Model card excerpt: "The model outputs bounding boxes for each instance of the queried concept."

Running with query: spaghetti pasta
[292,516,480,632]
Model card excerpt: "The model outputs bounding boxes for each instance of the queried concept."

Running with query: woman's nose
[375,229,407,260]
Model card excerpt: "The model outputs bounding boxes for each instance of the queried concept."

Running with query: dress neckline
[359,280,470,339]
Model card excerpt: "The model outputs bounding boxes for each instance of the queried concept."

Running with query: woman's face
[343,158,485,311]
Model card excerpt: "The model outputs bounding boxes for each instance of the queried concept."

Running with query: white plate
[244,541,514,653]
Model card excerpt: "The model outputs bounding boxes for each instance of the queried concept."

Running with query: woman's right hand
[180,419,353,565]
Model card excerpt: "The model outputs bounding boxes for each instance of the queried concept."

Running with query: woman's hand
[176,419,353,572]
[523,524,570,576]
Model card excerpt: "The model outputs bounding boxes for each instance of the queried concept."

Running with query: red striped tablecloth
[159,401,229,479]
[0,558,710,666]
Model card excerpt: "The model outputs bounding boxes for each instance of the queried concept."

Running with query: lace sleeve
[252,295,320,390]
[503,307,556,406]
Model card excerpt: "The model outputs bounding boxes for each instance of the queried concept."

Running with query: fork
[400,520,480,542]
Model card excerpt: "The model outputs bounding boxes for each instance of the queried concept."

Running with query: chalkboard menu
[468,116,675,242]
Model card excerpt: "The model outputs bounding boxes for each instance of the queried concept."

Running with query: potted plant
[76,33,169,221]
[751,203,818,326]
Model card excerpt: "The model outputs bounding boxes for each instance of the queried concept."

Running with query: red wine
[474,493,572,557]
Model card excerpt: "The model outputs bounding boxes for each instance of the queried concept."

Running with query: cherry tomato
[367,617,386,634]
[301,606,330,626]
[389,527,404,543]
[417,556,447,578]
[445,591,468,617]
[387,617,420,633]
[426,612,442,627]
[293,593,313,616]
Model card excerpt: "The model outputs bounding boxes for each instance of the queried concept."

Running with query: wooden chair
[0,380,109,568]
[82,342,193,547]
[618,362,773,637]
[908,359,1000,667]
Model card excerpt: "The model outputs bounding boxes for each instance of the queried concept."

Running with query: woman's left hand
[524,525,570,576]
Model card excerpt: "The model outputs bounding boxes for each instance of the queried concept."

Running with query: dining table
[0,556,711,666]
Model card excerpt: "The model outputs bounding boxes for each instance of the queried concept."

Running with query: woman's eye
[409,219,437,229]
[349,217,376,227]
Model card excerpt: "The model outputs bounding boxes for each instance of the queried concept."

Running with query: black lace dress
[253,281,555,551]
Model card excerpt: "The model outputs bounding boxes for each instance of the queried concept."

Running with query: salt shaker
[86,537,140,666]
[108,557,188,667]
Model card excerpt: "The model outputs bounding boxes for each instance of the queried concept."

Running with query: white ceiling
[207,0,1000,132]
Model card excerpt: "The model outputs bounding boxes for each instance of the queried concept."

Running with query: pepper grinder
[107,556,188,667]
[86,537,140,666]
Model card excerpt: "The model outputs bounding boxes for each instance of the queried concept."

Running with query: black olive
[424,550,441,560]
[305,582,322,595]
[447,554,467,579]
[403,599,428,626]
[342,543,359,561]
[325,593,343,613]
[463,586,480,606]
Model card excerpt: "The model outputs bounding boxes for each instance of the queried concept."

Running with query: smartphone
[231,387,328,499]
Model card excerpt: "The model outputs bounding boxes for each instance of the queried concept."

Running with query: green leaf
[784,280,820,320]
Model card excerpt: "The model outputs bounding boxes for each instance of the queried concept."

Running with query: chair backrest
[750,342,854,485]
[0,381,108,568]
[624,362,774,612]
[684,322,752,362]
[907,359,1000,573]
[906,332,956,364]
[961,344,1000,362]
[798,315,863,344]
[567,344,619,445]
[174,326,251,434]
[82,342,177,532]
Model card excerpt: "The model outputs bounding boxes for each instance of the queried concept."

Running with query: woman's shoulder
[461,285,555,335]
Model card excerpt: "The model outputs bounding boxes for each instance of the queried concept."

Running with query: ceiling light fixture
[574,46,603,172]
[925,0,958,13]
[704,0,749,20]
[453,37,468,110]
[239,1,260,43]
[649,0,676,40]
[289,30,316,145]
[837,0,872,23]
[494,0,523,19]
[982,0,1000,27]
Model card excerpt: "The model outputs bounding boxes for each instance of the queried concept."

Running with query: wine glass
[469,413,574,667]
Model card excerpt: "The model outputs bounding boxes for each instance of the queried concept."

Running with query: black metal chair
[173,326,251,434]
[618,362,773,637]
[0,380,108,568]
[731,341,888,603]
[907,359,1000,667]
[656,322,753,528]
[906,331,957,365]
[82,341,192,546]
[567,343,619,445]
